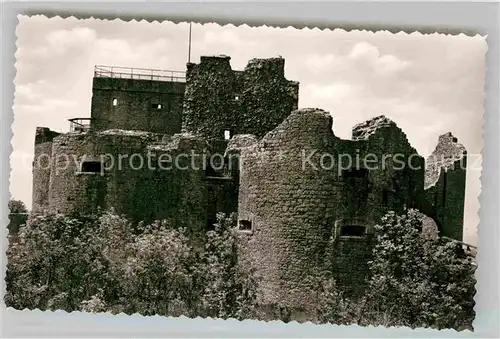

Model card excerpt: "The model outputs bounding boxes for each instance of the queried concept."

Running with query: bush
[359,209,476,330]
[8,199,27,214]
[199,213,259,319]
[5,210,258,319]
[5,208,475,329]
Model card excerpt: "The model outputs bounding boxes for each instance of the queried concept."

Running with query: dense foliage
[358,209,476,330]
[8,199,28,214]
[5,209,475,330]
[5,211,258,319]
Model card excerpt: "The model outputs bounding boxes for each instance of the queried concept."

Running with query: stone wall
[182,56,299,140]
[32,127,60,214]
[45,129,209,231]
[237,108,339,318]
[328,235,374,296]
[349,116,426,225]
[30,53,469,313]
[236,111,428,318]
[424,133,467,241]
[90,77,185,135]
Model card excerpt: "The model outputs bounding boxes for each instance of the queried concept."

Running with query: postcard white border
[1,1,498,338]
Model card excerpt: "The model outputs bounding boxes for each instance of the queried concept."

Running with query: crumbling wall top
[148,133,207,152]
[351,115,397,140]
[425,132,467,188]
[35,127,60,145]
[244,57,285,74]
[259,107,335,149]
[225,134,258,156]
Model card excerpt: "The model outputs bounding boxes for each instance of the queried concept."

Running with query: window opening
[81,161,102,173]
[239,220,252,231]
[340,225,366,237]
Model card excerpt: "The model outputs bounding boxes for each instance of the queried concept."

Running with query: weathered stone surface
[423,132,467,241]
[224,134,258,156]
[352,115,396,140]
[32,127,60,214]
[425,132,467,188]
[415,211,440,240]
[90,77,185,135]
[182,55,298,140]
[31,55,469,321]
[236,108,439,317]
[39,129,208,231]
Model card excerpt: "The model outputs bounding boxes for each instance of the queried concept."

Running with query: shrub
[5,211,258,319]
[359,209,476,330]
[8,199,28,214]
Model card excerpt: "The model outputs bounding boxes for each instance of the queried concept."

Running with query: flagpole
[188,22,192,63]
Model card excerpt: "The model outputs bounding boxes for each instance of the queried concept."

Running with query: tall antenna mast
[188,22,192,63]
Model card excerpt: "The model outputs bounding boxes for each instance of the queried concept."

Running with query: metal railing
[68,118,94,132]
[94,65,186,82]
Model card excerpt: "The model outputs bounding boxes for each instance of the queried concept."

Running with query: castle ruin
[32,55,468,319]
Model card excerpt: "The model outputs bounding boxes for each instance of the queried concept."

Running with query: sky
[12,15,487,245]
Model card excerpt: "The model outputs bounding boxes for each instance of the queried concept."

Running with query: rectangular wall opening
[340,225,366,237]
[382,190,389,205]
[112,98,118,106]
[81,161,103,173]
[238,220,252,231]
[342,167,368,178]
[224,130,231,140]
[152,103,162,110]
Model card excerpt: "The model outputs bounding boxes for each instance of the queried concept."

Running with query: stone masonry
[31,55,468,321]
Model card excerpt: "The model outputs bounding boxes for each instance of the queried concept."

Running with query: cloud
[349,41,380,60]
[305,83,355,101]
[377,54,411,73]
[46,27,96,50]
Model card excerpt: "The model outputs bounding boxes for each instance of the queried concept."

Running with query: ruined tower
[182,55,299,140]
[423,132,467,241]
[32,127,60,214]
[90,66,186,134]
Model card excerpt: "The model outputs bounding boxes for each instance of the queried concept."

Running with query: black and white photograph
[6,15,486,331]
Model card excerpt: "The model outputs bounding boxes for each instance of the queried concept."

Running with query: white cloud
[349,41,380,60]
[46,27,96,50]
[377,54,411,74]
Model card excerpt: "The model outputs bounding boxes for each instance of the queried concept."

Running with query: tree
[360,209,475,330]
[5,211,130,312]
[199,213,259,320]
[5,210,260,320]
[8,199,27,214]
[119,220,201,317]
